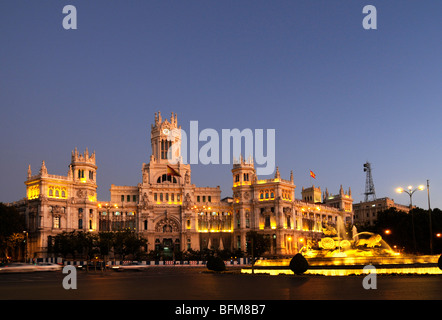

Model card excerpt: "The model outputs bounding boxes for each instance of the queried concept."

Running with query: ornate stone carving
[184,193,192,210]
[141,192,150,210]
[76,189,86,198]
[155,218,180,233]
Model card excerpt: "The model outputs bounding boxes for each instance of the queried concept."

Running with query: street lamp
[396,184,424,253]
[426,180,433,255]
[23,231,28,263]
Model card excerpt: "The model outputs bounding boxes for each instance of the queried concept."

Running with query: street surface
[1,266,441,300]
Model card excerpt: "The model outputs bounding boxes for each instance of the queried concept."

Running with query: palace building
[10,112,354,259]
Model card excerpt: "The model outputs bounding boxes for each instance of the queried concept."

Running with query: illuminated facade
[19,148,98,257]
[101,112,232,254]
[231,158,353,255]
[12,111,354,259]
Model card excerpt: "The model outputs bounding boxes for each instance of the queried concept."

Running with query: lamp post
[23,231,28,263]
[396,185,424,253]
[427,180,433,255]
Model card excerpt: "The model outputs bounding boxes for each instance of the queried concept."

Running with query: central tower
[150,111,182,164]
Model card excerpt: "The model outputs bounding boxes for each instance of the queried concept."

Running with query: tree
[246,231,270,258]
[367,207,442,254]
[206,255,226,272]
[114,229,147,260]
[0,204,25,262]
[97,231,115,261]
[53,232,76,260]
[246,231,271,274]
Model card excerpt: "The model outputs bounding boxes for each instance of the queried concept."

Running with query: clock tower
[150,111,182,164]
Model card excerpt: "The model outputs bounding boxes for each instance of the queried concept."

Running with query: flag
[310,170,316,179]
[167,165,181,177]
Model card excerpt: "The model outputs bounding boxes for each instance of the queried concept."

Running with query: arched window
[157,173,178,183]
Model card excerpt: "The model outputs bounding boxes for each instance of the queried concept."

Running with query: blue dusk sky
[0,1,441,209]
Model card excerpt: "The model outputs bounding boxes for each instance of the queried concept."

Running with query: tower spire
[40,161,47,176]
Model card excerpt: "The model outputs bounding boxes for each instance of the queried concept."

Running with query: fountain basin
[241,230,442,276]
[242,255,442,276]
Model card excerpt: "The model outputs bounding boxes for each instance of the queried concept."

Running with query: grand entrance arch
[154,217,181,258]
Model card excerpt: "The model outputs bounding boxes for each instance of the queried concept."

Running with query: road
[1,266,442,300]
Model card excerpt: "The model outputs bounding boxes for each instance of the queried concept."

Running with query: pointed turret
[40,161,47,176]
[275,166,280,179]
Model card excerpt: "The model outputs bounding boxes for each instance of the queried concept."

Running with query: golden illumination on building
[258,189,275,201]
[88,193,97,202]
[47,185,68,199]
[233,181,252,187]
[27,184,40,200]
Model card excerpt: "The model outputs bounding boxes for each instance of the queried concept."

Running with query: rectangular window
[177,194,180,202]
[202,196,206,202]
[154,193,158,201]
[165,193,169,201]
[161,140,172,160]
[121,195,124,202]
[89,220,92,230]
[89,171,94,180]
[127,195,130,202]
[208,196,211,202]
[197,196,200,202]
[54,216,60,229]
[133,195,137,202]
[160,193,163,201]
[171,194,174,201]
[78,219,83,229]
[265,216,271,228]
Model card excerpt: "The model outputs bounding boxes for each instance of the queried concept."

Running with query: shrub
[289,253,309,275]
[206,256,226,272]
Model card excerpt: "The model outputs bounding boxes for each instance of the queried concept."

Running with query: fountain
[242,221,442,276]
